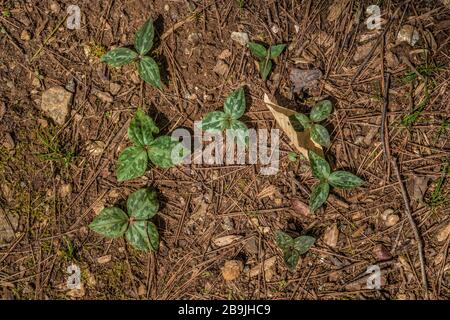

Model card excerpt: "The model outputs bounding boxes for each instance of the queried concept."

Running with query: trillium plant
[290,100,333,148]
[247,42,286,80]
[276,231,315,270]
[308,150,364,212]
[89,188,160,251]
[117,109,188,181]
[101,18,162,89]
[200,87,249,146]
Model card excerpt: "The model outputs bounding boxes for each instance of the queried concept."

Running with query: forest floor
[0,0,449,300]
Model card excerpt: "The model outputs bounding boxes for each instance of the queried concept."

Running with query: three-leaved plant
[276,231,315,270]
[117,109,188,181]
[247,42,286,80]
[200,87,249,146]
[290,100,333,148]
[101,18,162,89]
[89,188,160,251]
[308,150,364,212]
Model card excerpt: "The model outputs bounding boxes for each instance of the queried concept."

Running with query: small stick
[381,72,391,178]
[391,157,428,298]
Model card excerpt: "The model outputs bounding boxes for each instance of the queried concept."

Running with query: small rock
[188,32,202,46]
[59,183,72,198]
[244,237,259,255]
[41,86,72,125]
[94,90,113,103]
[271,25,280,34]
[109,83,121,96]
[381,208,394,220]
[218,49,232,60]
[289,68,322,93]
[385,214,400,227]
[97,255,112,264]
[373,244,392,261]
[231,31,249,46]
[397,25,420,46]
[50,1,61,13]
[437,222,450,242]
[290,199,310,216]
[323,223,339,248]
[164,4,170,11]
[2,132,15,150]
[20,30,31,41]
[221,260,243,281]
[213,60,229,76]
[86,140,106,157]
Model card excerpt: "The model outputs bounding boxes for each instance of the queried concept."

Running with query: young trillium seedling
[117,109,189,181]
[308,150,364,212]
[276,231,315,270]
[200,87,249,146]
[101,18,162,89]
[289,100,333,148]
[89,188,160,251]
[247,42,286,80]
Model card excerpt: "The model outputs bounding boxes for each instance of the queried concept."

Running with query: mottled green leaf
[147,221,159,251]
[101,48,137,67]
[259,59,272,80]
[224,87,246,119]
[289,113,311,131]
[89,207,128,238]
[310,100,332,122]
[116,146,148,182]
[147,135,181,168]
[229,119,249,146]
[288,152,298,162]
[269,44,286,58]
[293,236,315,255]
[127,188,159,220]
[126,220,157,251]
[311,124,331,147]
[276,231,294,251]
[128,109,159,146]
[309,182,330,212]
[200,111,228,132]
[329,171,364,189]
[308,150,331,181]
[248,42,267,59]
[134,18,155,55]
[138,56,161,89]
[284,249,300,271]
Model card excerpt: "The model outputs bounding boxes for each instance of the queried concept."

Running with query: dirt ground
[0,0,449,300]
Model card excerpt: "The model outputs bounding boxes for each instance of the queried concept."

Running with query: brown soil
[0,0,449,300]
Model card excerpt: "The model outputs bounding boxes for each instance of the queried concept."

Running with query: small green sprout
[276,231,315,270]
[247,42,286,80]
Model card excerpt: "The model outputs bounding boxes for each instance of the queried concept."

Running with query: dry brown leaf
[323,223,339,248]
[221,260,243,281]
[289,68,323,93]
[257,184,279,199]
[249,256,277,278]
[213,235,242,247]
[437,222,450,242]
[263,94,323,159]
[327,0,351,22]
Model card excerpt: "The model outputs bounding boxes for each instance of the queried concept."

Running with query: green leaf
[329,171,364,189]
[200,111,228,132]
[134,18,155,55]
[247,42,267,59]
[229,119,249,146]
[223,87,246,119]
[147,221,159,251]
[308,150,331,181]
[127,188,159,220]
[309,182,329,212]
[89,207,128,238]
[310,100,332,122]
[101,48,137,67]
[148,135,181,168]
[126,220,157,251]
[276,231,294,251]
[289,113,311,131]
[138,56,162,89]
[259,59,272,80]
[116,146,148,182]
[288,152,298,162]
[269,44,286,58]
[293,236,315,255]
[128,109,159,146]
[284,249,300,271]
[310,124,331,147]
